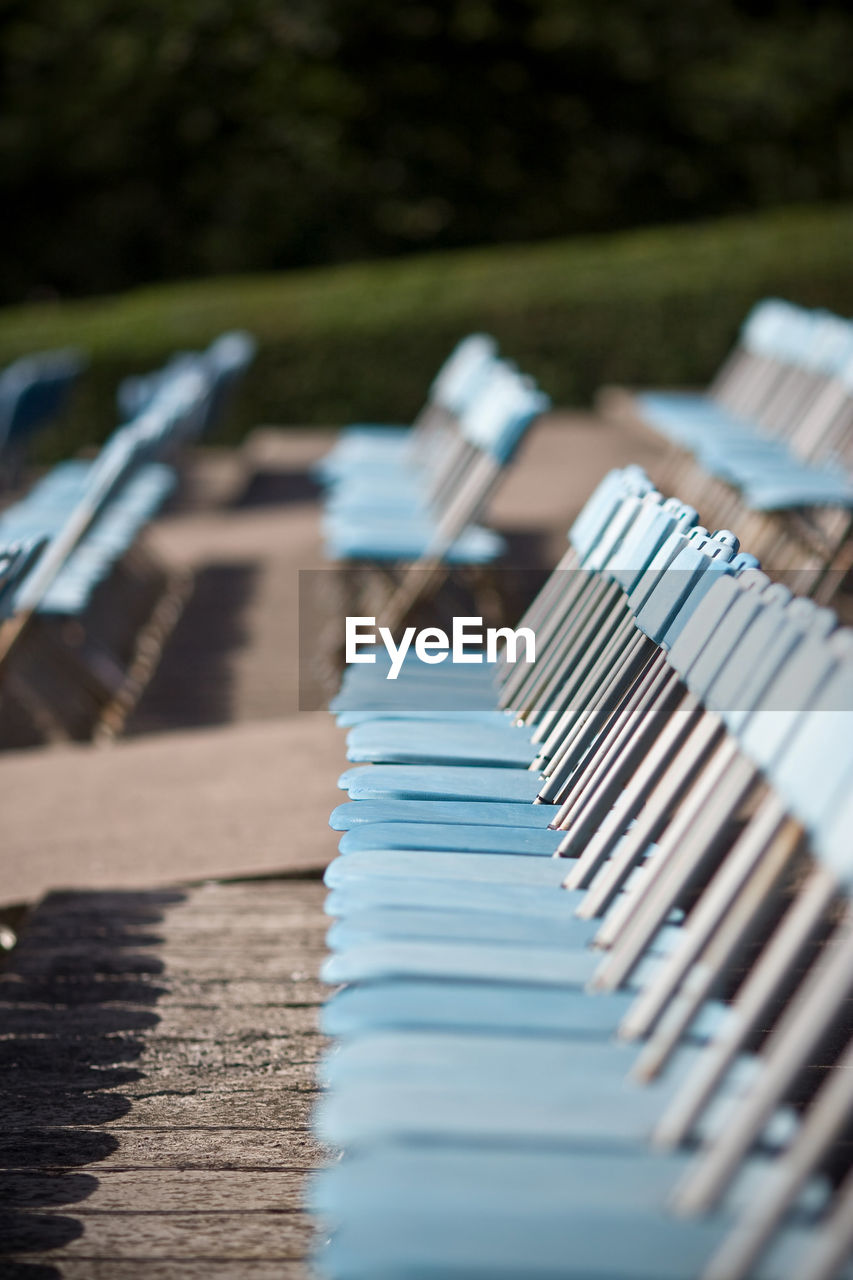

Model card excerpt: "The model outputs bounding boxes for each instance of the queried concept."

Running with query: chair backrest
[429,334,498,418]
[457,362,550,464]
[9,364,211,616]
[116,331,255,440]
[407,362,548,565]
[567,465,654,560]
[0,348,85,451]
[739,297,796,360]
[194,330,257,438]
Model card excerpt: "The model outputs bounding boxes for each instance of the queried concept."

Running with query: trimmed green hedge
[2,202,853,459]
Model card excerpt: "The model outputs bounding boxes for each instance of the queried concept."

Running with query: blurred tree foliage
[1,0,852,302]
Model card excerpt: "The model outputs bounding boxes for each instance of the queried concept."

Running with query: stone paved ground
[0,715,342,905]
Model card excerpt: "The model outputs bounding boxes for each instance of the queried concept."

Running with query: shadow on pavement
[126,561,259,734]
[0,888,183,1276]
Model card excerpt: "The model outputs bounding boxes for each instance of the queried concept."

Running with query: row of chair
[603,299,853,601]
[0,331,255,744]
[315,335,550,570]
[312,465,853,1278]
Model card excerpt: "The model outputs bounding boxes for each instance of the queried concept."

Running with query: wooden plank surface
[0,879,331,1277]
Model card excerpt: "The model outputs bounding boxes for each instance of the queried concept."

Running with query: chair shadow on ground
[126,561,259,734]
[0,888,183,1278]
[230,466,321,509]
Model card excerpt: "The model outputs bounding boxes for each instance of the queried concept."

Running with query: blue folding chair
[606,299,853,601]
[0,360,218,740]
[323,359,549,567]
[315,333,499,485]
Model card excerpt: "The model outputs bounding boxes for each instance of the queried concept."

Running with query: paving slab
[0,715,341,906]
